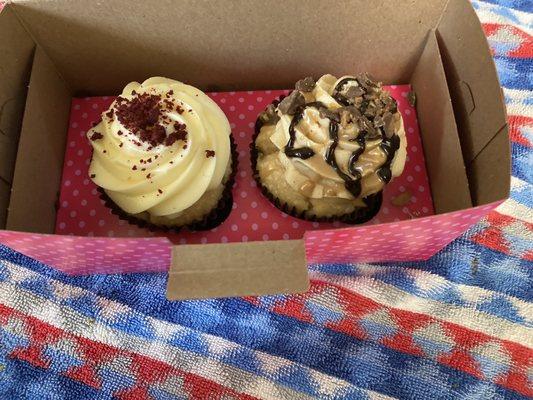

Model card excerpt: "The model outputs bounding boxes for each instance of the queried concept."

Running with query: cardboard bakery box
[0,0,509,300]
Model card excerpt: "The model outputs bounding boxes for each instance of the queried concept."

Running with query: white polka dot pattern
[304,202,502,264]
[0,85,491,275]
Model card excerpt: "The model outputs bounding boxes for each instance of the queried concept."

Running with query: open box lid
[0,0,509,299]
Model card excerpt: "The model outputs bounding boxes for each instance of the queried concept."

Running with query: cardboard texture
[167,240,309,300]
[436,0,510,205]
[7,46,72,233]
[411,30,471,214]
[0,0,510,299]
[0,6,35,227]
[11,0,446,93]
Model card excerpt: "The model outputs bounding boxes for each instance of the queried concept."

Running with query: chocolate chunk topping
[295,77,316,92]
[105,109,114,119]
[408,91,416,107]
[90,174,96,179]
[90,132,103,141]
[373,115,385,128]
[345,85,365,99]
[205,150,216,158]
[271,74,403,199]
[158,189,163,194]
[132,165,137,170]
[278,90,305,115]
[383,112,397,138]
[258,104,280,125]
[319,107,340,123]
[337,106,360,125]
[176,104,184,114]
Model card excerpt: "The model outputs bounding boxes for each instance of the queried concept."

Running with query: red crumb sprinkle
[90,132,103,141]
[165,122,188,146]
[205,149,216,158]
[115,92,165,146]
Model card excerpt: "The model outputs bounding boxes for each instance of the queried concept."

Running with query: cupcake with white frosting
[252,74,407,223]
[87,77,236,230]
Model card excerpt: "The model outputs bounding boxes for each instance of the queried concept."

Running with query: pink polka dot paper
[56,86,434,242]
[6,85,484,276]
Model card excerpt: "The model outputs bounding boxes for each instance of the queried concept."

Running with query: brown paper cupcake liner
[98,135,238,233]
[251,95,382,224]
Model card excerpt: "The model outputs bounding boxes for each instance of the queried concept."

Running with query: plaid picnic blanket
[0,0,531,398]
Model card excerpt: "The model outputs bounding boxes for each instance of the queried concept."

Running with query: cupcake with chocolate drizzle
[87,77,236,231]
[252,74,407,223]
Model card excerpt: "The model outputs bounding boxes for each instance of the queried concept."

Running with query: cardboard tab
[411,30,472,214]
[167,240,309,300]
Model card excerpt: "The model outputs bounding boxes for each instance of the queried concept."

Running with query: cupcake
[252,74,407,223]
[87,77,236,231]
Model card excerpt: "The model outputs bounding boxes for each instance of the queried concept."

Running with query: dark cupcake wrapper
[99,135,238,233]
[251,95,382,225]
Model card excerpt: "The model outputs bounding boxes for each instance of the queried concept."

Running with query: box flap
[167,240,309,300]
[7,46,72,233]
[411,30,472,213]
[12,0,446,93]
[0,4,35,227]
[437,0,510,204]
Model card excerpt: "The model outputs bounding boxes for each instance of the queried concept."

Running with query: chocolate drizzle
[377,134,400,183]
[324,119,363,197]
[332,77,360,106]
[285,102,323,160]
[280,74,401,199]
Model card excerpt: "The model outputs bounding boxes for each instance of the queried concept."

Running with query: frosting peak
[87,77,231,218]
[258,74,407,201]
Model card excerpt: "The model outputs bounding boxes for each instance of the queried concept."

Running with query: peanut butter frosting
[257,74,407,201]
[87,77,231,218]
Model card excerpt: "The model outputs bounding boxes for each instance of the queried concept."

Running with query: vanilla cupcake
[87,77,236,230]
[252,74,407,223]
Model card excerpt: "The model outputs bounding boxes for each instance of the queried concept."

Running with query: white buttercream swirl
[87,77,231,218]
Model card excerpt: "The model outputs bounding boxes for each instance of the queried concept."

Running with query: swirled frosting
[257,74,407,201]
[87,77,231,218]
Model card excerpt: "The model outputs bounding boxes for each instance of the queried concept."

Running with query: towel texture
[0,1,532,398]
